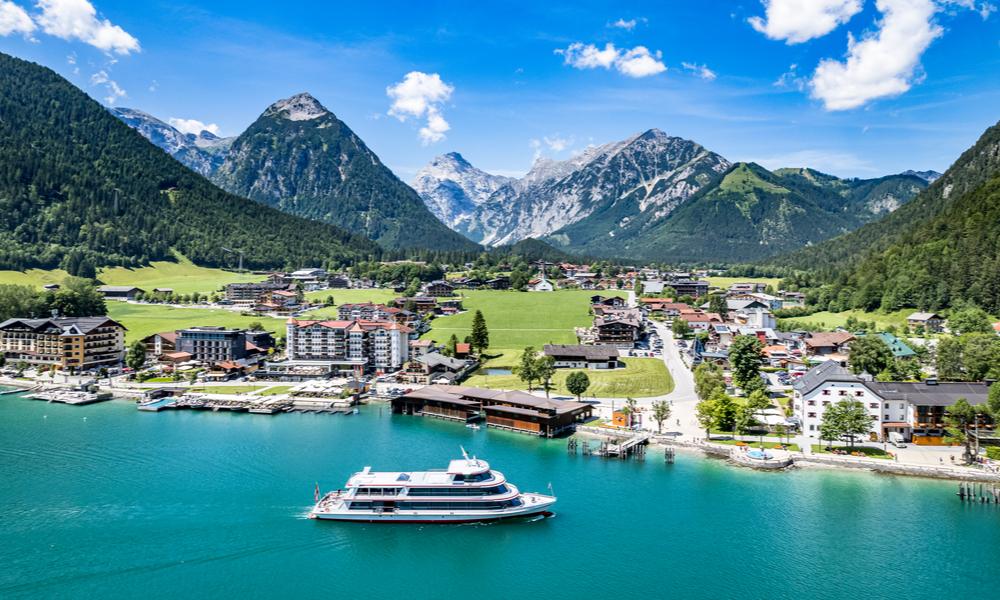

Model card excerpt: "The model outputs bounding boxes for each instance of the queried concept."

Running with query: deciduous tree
[848,335,893,376]
[565,371,590,400]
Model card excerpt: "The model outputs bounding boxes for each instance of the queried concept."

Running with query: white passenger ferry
[309,450,556,523]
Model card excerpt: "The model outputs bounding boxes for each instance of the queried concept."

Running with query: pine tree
[470,310,489,354]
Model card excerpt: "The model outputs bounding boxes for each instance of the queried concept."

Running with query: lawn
[107,303,287,344]
[422,289,623,349]
[783,309,913,331]
[811,445,893,459]
[706,276,782,291]
[189,385,277,395]
[711,439,801,452]
[464,356,673,398]
[0,253,262,294]
[303,288,398,305]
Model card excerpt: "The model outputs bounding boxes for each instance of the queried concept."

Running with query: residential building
[142,331,177,358]
[97,285,144,301]
[668,279,709,298]
[728,282,768,294]
[285,318,411,373]
[804,331,855,358]
[793,362,994,444]
[593,316,641,347]
[907,312,945,332]
[677,311,723,332]
[543,344,620,369]
[402,352,473,385]
[225,282,290,307]
[0,316,126,370]
[176,327,248,364]
[422,280,456,297]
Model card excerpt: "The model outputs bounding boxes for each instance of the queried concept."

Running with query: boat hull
[310,493,556,523]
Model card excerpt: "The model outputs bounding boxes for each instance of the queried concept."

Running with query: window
[839,390,847,396]
[884,415,890,420]
[855,391,864,397]
[807,412,816,418]
[822,401,830,406]
[884,403,889,409]
[869,403,878,409]
[822,390,831,396]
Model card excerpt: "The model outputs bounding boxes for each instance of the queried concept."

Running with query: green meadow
[106,303,287,344]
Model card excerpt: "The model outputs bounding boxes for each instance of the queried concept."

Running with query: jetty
[26,389,112,406]
[568,431,652,460]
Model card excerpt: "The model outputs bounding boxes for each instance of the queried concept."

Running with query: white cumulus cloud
[555,42,666,78]
[0,1,34,36]
[749,0,863,43]
[681,61,717,80]
[36,0,140,55]
[810,0,942,110]
[168,117,220,136]
[610,18,637,30]
[90,69,125,104]
[387,71,454,145]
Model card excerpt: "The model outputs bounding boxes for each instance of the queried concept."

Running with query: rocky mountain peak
[264,92,330,121]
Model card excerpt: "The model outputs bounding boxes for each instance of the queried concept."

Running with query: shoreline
[4,385,998,484]
[653,436,1000,484]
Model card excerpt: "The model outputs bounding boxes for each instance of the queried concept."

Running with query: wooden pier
[957,482,1000,504]
[568,432,653,460]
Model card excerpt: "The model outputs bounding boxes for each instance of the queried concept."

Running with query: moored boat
[309,449,555,523]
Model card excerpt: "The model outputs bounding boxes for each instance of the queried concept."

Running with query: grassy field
[0,254,261,295]
[107,303,287,344]
[705,276,782,290]
[783,309,913,331]
[422,289,623,348]
[303,288,398,304]
[464,356,673,398]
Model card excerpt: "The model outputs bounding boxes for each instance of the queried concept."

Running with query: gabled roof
[792,361,857,396]
[907,312,942,321]
[0,316,125,334]
[543,344,619,361]
[804,331,855,348]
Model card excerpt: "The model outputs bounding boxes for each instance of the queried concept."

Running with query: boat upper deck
[347,467,502,487]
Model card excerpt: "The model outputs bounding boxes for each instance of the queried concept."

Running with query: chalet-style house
[907,312,945,332]
[401,352,474,385]
[543,344,621,369]
[803,331,855,359]
[0,316,126,370]
[593,315,641,347]
[422,280,456,297]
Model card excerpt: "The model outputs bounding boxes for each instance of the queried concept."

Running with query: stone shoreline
[657,437,1000,483]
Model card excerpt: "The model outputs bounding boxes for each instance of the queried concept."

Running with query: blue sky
[1,0,998,180]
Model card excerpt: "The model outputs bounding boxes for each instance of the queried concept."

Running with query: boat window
[451,472,493,483]
[406,485,508,496]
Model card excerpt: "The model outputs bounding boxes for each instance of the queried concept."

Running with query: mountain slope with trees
[212,93,477,252]
[773,121,1000,313]
[0,53,380,274]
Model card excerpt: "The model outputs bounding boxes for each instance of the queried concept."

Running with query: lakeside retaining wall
[655,437,1000,483]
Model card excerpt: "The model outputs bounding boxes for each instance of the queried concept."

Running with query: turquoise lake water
[1,394,998,599]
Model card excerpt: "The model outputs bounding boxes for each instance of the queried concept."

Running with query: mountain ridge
[0,53,380,274]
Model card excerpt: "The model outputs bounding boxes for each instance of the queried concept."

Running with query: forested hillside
[0,53,380,275]
[774,121,1000,313]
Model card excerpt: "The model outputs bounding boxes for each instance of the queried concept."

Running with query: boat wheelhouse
[310,450,556,523]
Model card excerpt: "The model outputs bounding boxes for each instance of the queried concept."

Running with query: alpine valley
[412,131,937,262]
